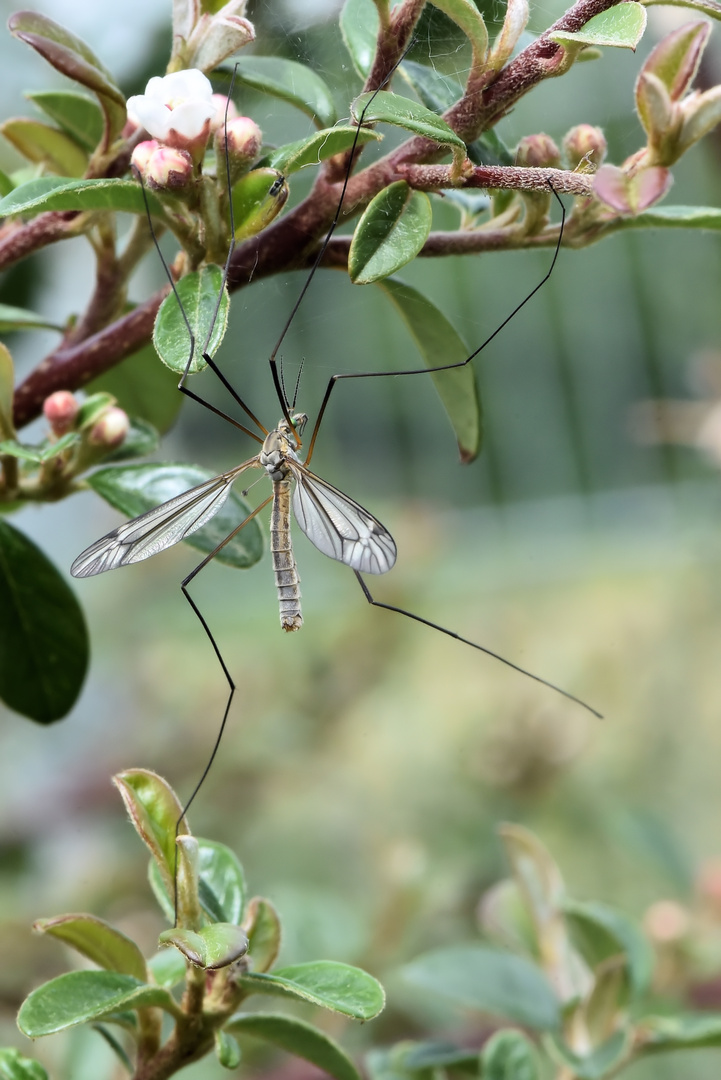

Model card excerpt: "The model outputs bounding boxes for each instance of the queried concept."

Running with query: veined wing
[289,461,396,575]
[71,458,259,578]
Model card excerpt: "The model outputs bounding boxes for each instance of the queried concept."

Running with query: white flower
[126,70,216,155]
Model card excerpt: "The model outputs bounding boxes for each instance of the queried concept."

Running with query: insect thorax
[260,415,307,481]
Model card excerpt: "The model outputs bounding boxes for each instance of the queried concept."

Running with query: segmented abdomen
[270,479,302,632]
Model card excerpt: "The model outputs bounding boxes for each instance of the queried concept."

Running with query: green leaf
[159,923,248,969]
[376,278,481,462]
[226,1012,361,1080]
[0,1048,48,1080]
[430,0,488,68]
[33,914,147,980]
[0,169,13,197]
[153,266,229,374]
[0,521,88,723]
[642,0,721,20]
[102,418,160,462]
[0,303,62,332]
[0,119,88,178]
[8,11,126,144]
[215,1029,242,1069]
[352,91,467,169]
[86,340,183,435]
[148,947,187,989]
[196,839,247,924]
[349,181,431,284]
[264,127,381,176]
[564,900,653,998]
[403,945,560,1031]
[544,1030,632,1080]
[18,971,176,1037]
[86,463,264,569]
[76,392,114,429]
[399,1042,479,1070]
[481,1030,540,1080]
[549,3,647,51]
[239,960,385,1020]
[340,0,379,76]
[0,177,165,219]
[0,343,15,440]
[231,169,289,242]
[244,897,281,972]
[230,56,337,128]
[639,1012,721,1052]
[113,769,188,894]
[26,91,104,153]
[612,204,721,229]
[0,432,79,463]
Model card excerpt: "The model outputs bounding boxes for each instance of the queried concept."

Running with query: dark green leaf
[231,169,288,241]
[340,0,379,76]
[159,923,248,969]
[230,56,337,128]
[376,278,481,461]
[0,1048,48,1080]
[27,90,104,152]
[215,1029,242,1069]
[351,91,466,167]
[34,913,147,980]
[17,971,175,1037]
[0,521,88,723]
[0,168,13,197]
[8,11,126,143]
[544,1031,631,1080]
[153,266,229,374]
[86,463,264,569]
[264,127,381,175]
[244,897,281,972]
[0,119,88,177]
[0,432,79,463]
[86,340,183,435]
[481,1030,540,1080]
[0,303,62,332]
[564,900,653,997]
[0,177,165,219]
[403,945,560,1031]
[102,418,160,462]
[239,961,385,1019]
[227,1012,361,1080]
[639,1012,721,1052]
[349,181,431,284]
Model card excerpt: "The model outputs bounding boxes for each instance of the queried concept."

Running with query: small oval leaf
[231,169,289,242]
[85,463,264,569]
[340,0,379,76]
[0,303,62,333]
[376,278,481,461]
[0,177,165,219]
[0,119,88,177]
[159,923,249,969]
[264,127,380,176]
[243,897,281,972]
[238,960,385,1020]
[230,56,337,128]
[113,769,189,893]
[215,1029,242,1069]
[0,521,88,723]
[481,1030,540,1080]
[349,181,432,284]
[0,342,15,440]
[153,266,229,374]
[351,91,466,167]
[0,1048,48,1080]
[26,90,104,152]
[17,971,175,1037]
[549,3,647,51]
[226,1012,361,1080]
[34,914,147,981]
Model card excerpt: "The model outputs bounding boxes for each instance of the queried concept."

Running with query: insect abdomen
[271,479,302,632]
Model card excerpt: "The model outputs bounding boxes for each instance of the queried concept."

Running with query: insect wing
[71,462,256,578]
[290,462,397,575]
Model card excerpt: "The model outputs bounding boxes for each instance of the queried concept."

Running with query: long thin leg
[172,494,273,921]
[302,183,565,465]
[354,571,602,720]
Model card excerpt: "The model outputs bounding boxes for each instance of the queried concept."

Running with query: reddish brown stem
[0,210,80,270]
[399,163,595,196]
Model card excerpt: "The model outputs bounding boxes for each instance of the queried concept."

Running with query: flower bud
[215,116,262,185]
[563,124,607,169]
[130,139,160,176]
[594,163,673,214]
[643,900,690,944]
[185,0,255,73]
[515,133,561,169]
[145,146,194,190]
[43,391,79,436]
[88,407,130,449]
[210,93,239,134]
[127,69,216,163]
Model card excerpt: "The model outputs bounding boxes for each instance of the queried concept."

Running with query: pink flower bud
[516,133,561,169]
[215,116,262,182]
[89,407,130,448]
[210,93,239,134]
[43,391,79,436]
[146,146,194,190]
[643,900,690,944]
[130,139,160,176]
[562,124,607,169]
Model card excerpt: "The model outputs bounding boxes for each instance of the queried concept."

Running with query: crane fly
[71,51,601,863]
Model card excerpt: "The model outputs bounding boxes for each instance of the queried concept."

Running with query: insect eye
[292,413,308,436]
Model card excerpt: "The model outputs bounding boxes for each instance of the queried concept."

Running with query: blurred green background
[3,0,721,1076]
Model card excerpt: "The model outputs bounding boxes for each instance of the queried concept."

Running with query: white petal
[167,99,216,138]
[128,98,174,140]
[159,68,213,103]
